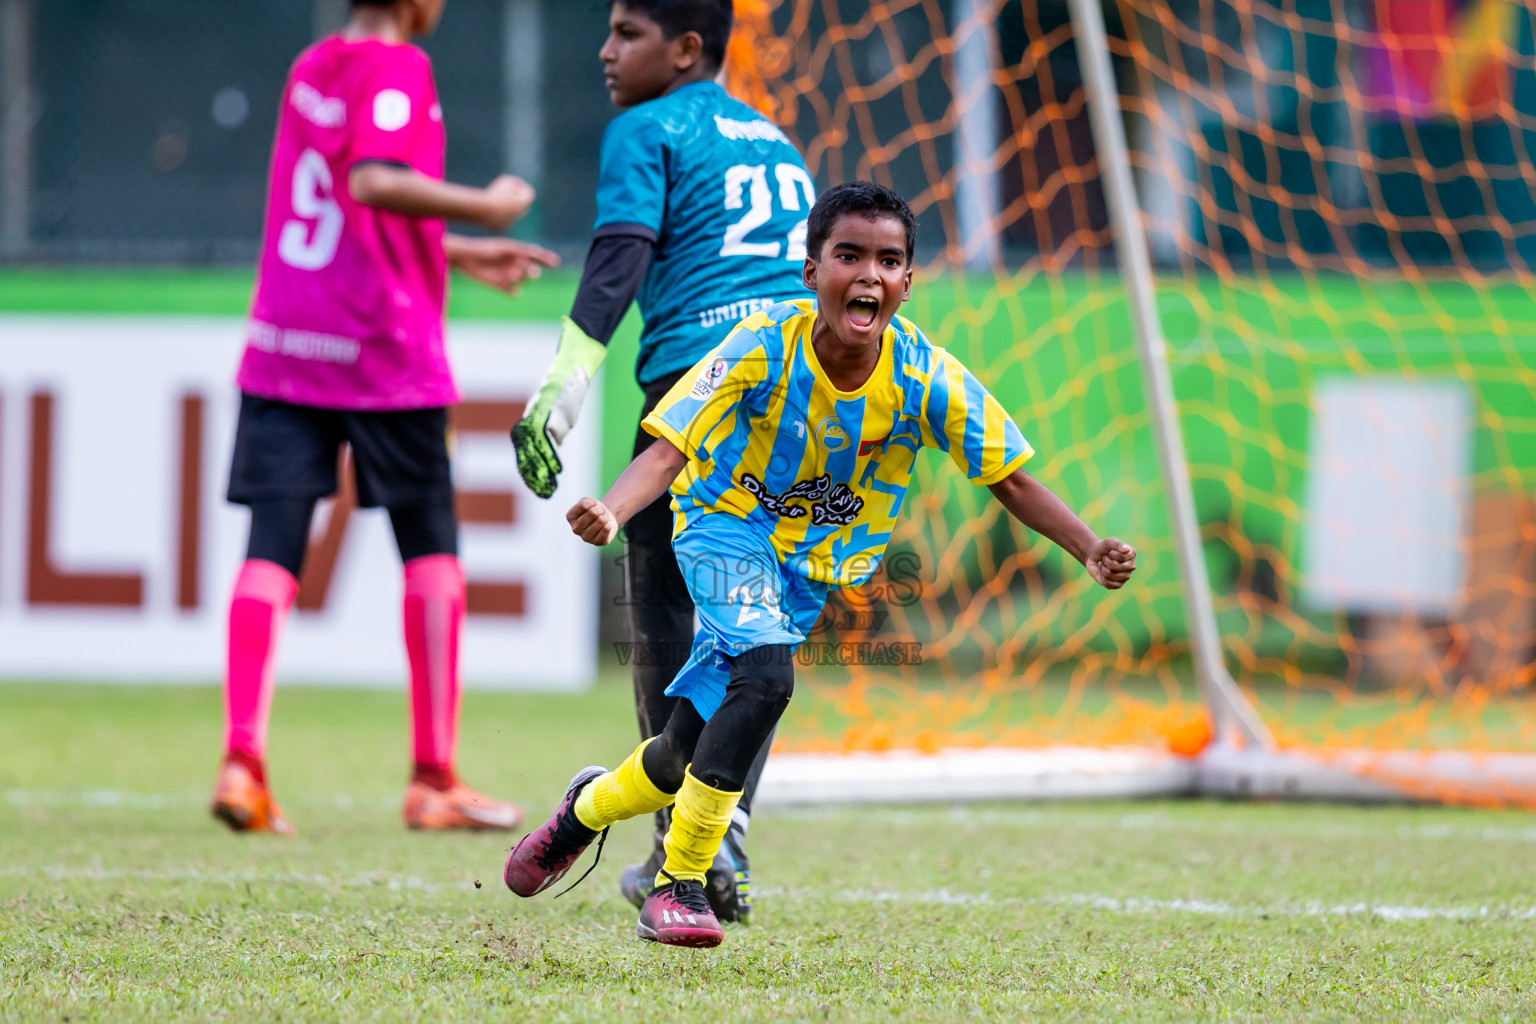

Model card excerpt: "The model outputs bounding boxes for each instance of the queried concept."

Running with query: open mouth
[846,296,879,330]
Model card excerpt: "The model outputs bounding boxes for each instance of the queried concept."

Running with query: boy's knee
[692,767,742,793]
[688,647,796,794]
[642,733,690,794]
[643,699,706,795]
[730,645,796,709]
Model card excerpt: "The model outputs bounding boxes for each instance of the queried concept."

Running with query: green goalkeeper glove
[512,316,608,499]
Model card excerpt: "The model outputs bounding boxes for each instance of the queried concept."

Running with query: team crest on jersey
[373,89,411,132]
[690,357,730,398]
[739,472,865,526]
[816,417,850,452]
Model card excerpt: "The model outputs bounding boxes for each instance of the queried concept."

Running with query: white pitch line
[4,789,396,811]
[802,887,1536,921]
[12,789,1536,844]
[772,805,1536,844]
[4,866,1531,923]
[5,789,186,809]
[0,864,470,894]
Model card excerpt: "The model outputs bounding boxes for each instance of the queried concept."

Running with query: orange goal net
[728,0,1536,806]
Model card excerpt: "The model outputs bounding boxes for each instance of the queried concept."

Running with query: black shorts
[227,394,453,509]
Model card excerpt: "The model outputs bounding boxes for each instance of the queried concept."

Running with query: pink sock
[224,559,299,762]
[403,554,465,775]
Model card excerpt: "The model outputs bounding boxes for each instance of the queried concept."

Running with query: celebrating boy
[510,0,817,920]
[503,182,1137,947]
[211,0,557,836]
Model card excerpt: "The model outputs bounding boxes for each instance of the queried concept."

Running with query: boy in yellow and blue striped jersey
[504,182,1138,948]
[513,0,819,922]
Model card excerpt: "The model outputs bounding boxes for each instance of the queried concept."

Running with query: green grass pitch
[3,271,1534,1017]
[4,679,1536,1022]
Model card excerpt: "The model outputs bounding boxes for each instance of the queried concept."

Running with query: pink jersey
[240,36,457,410]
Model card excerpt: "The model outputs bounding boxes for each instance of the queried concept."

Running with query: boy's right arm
[566,437,686,546]
[348,164,534,232]
[567,327,766,542]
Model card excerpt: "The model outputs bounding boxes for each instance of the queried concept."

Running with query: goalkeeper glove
[512,316,608,499]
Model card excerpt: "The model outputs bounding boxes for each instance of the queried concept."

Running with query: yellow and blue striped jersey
[642,299,1033,587]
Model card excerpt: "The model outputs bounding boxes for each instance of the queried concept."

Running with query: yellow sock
[573,738,675,832]
[658,768,741,886]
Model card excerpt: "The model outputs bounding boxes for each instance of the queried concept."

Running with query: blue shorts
[665,514,829,720]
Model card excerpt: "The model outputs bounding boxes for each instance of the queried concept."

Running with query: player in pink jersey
[212,0,558,837]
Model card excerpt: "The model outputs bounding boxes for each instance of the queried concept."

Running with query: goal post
[1066,0,1272,753]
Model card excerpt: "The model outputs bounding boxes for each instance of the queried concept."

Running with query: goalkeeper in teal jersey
[510,0,815,923]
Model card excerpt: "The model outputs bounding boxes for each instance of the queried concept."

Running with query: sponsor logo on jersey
[373,89,411,132]
[697,295,784,330]
[247,320,362,366]
[817,417,850,452]
[739,472,865,526]
[690,357,730,398]
[712,114,792,146]
[290,81,345,128]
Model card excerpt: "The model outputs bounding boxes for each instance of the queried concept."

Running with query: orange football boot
[403,777,522,831]
[210,757,295,836]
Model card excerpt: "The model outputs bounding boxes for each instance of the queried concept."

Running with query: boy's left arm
[987,469,1137,589]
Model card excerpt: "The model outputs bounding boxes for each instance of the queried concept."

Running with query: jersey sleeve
[568,233,652,345]
[920,349,1034,485]
[593,112,668,234]
[642,323,776,460]
[347,48,437,171]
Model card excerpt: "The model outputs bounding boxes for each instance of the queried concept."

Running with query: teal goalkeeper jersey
[594,81,815,386]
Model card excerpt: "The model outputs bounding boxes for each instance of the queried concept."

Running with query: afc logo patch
[690,357,729,399]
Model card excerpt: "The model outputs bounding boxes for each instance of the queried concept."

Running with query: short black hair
[806,180,917,263]
[609,0,734,71]
[351,0,399,7]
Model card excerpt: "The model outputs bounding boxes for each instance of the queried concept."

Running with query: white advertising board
[0,316,597,688]
[1302,377,1471,614]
